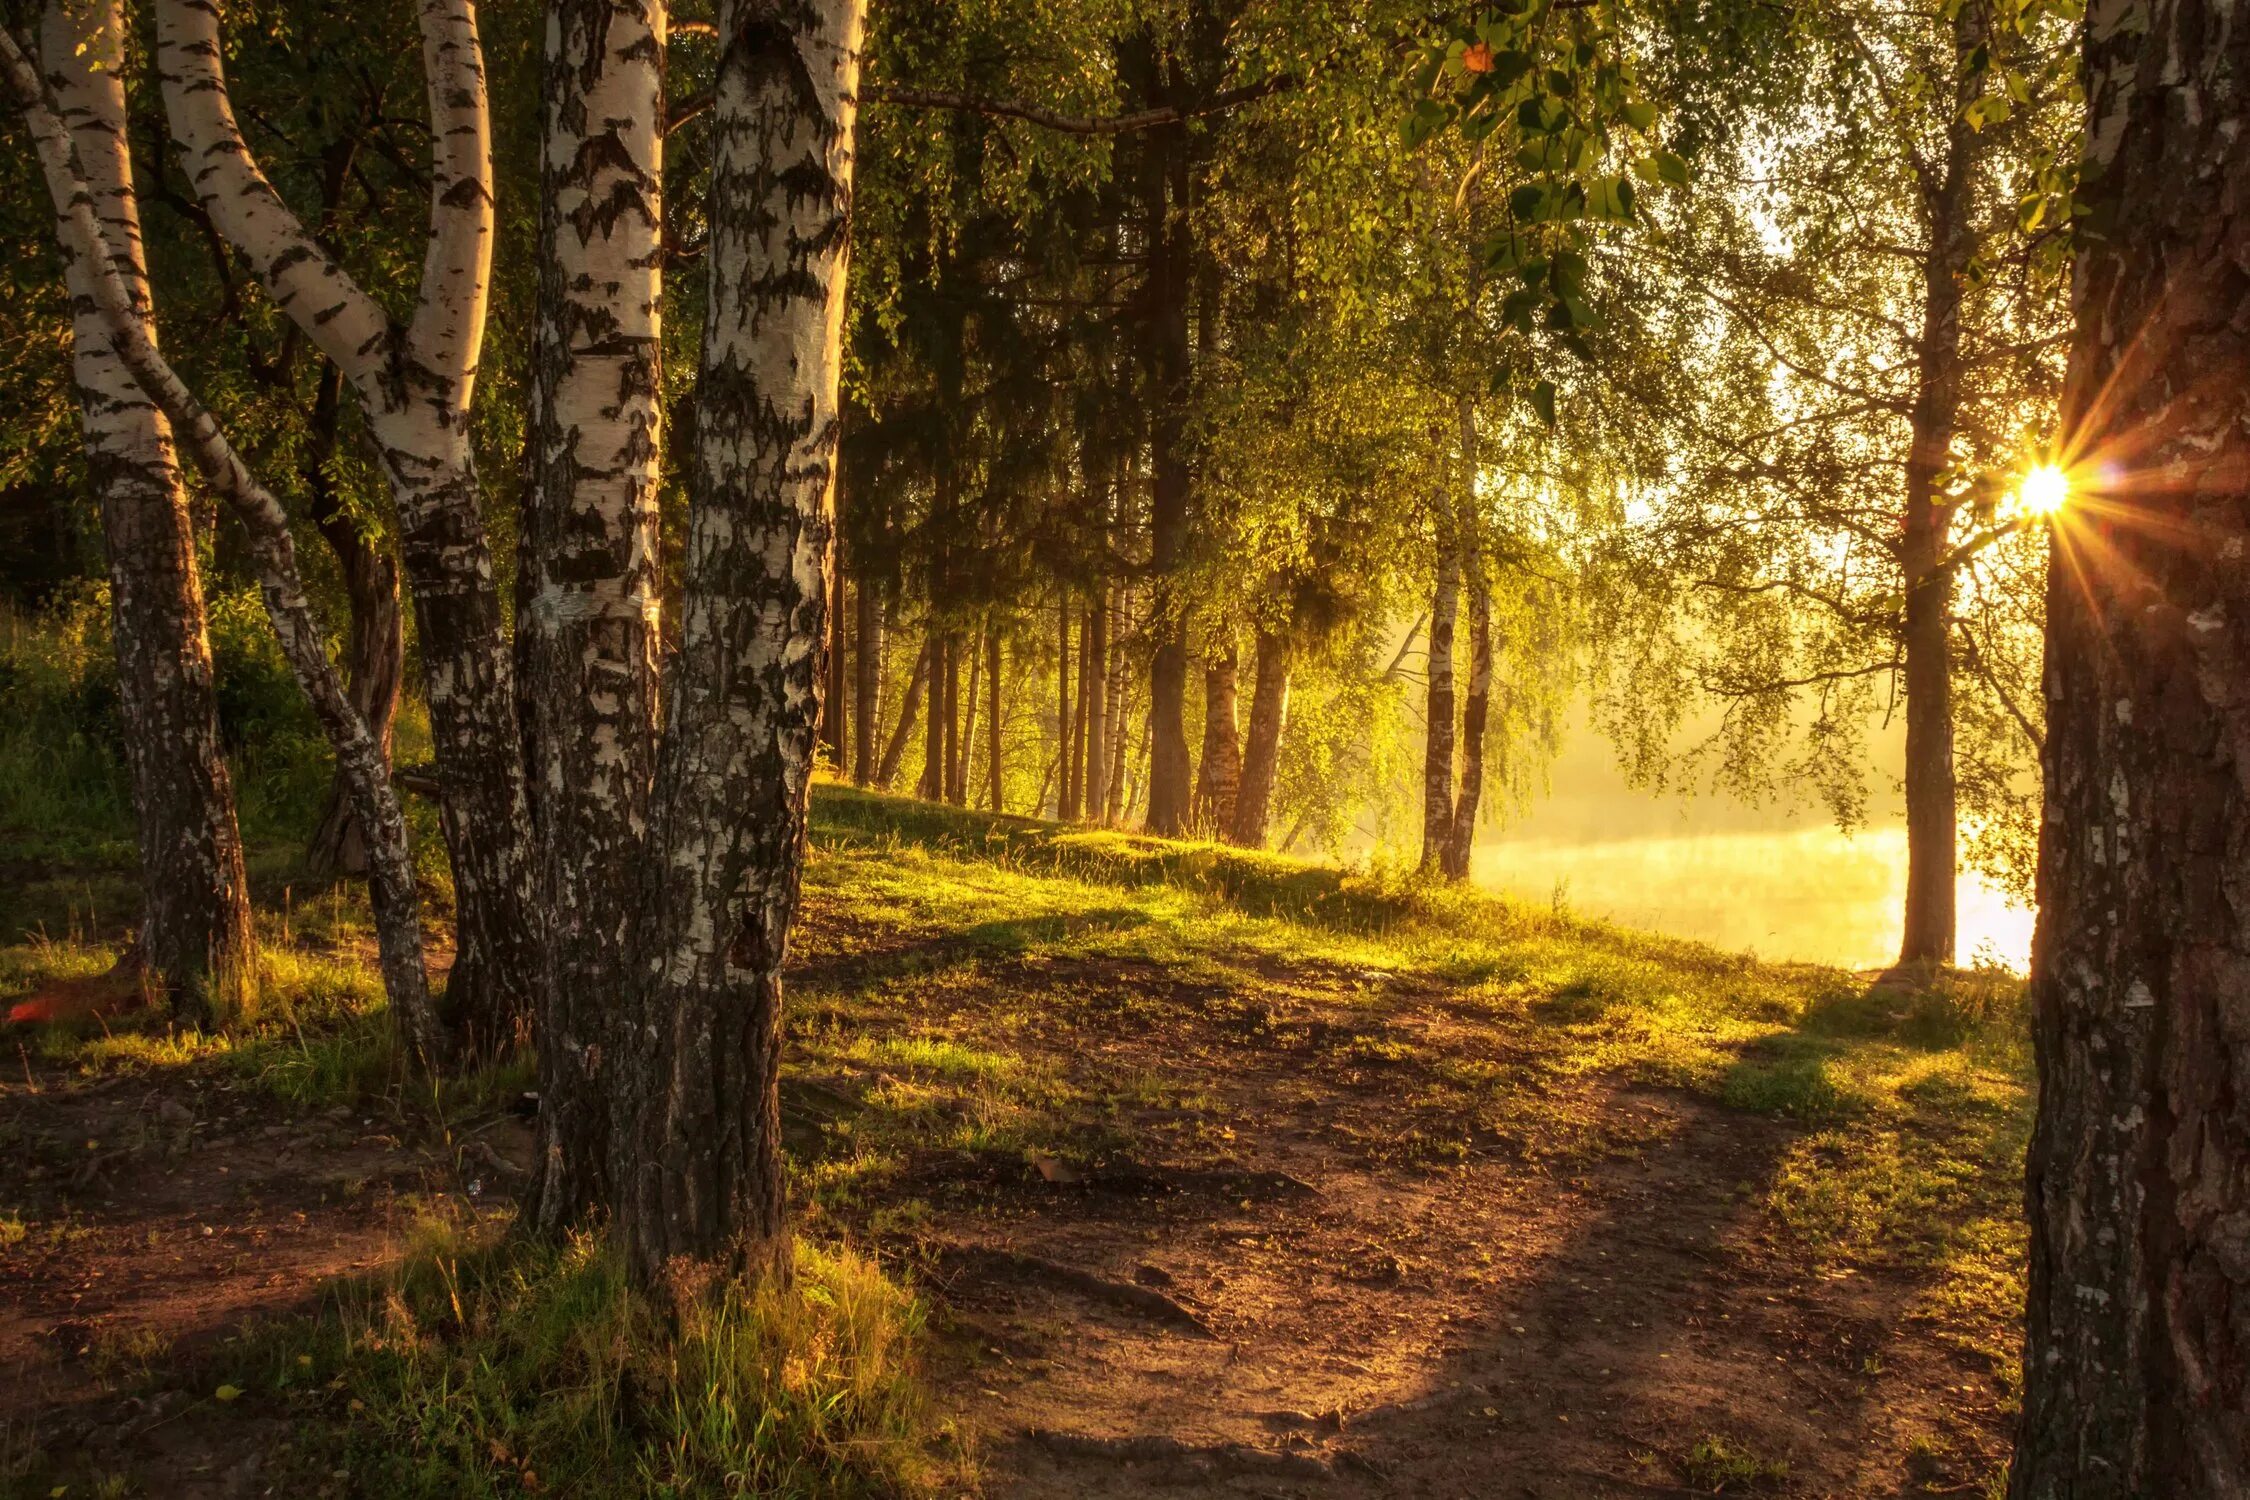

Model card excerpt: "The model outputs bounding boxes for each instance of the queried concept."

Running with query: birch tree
[2012,0,2250,1484]
[519,0,666,1230]
[611,0,863,1281]
[152,0,538,1053]
[1,18,442,1064]
[28,0,252,1022]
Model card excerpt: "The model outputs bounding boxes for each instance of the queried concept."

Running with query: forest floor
[0,786,2029,1499]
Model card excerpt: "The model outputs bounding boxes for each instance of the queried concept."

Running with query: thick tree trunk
[2010,1,2250,1488]
[877,638,927,790]
[1084,591,1109,823]
[1420,509,1460,873]
[520,0,665,1231]
[1228,627,1290,848]
[986,627,1003,811]
[1894,10,1981,970]
[303,364,405,881]
[1441,540,1490,881]
[1058,599,1079,819]
[1193,648,1240,837]
[5,23,440,1062]
[156,0,539,1057]
[611,0,862,1284]
[852,579,882,783]
[37,1,252,1022]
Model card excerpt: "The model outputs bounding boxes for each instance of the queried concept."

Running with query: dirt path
[2,908,2016,1497]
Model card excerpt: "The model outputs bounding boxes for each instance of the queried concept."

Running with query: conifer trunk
[38,0,252,1021]
[823,563,847,768]
[2010,0,2250,1486]
[1141,121,1194,837]
[1084,591,1109,822]
[877,639,926,790]
[521,0,666,1229]
[986,628,1002,811]
[1058,600,1079,819]
[921,630,946,800]
[1229,627,1290,848]
[612,0,862,1283]
[952,634,978,806]
[853,579,882,783]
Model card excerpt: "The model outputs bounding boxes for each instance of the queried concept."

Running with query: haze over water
[1471,710,2036,973]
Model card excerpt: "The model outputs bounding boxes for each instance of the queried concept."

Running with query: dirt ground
[1,898,2017,1498]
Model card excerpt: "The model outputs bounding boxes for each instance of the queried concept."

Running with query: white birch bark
[614,0,864,1281]
[2,22,441,1066]
[28,0,253,1018]
[153,0,537,1050]
[521,0,667,1231]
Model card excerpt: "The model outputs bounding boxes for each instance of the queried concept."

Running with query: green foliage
[238,1224,951,1498]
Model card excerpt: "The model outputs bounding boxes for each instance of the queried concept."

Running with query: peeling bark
[2011,0,2250,1488]
[520,0,667,1230]
[1228,627,1290,848]
[4,22,439,1063]
[612,0,862,1283]
[31,0,251,1022]
[154,0,538,1054]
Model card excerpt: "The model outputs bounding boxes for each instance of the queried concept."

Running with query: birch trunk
[520,0,666,1230]
[154,0,539,1056]
[611,0,862,1282]
[1229,627,1290,848]
[2010,0,2250,1485]
[4,24,440,1063]
[1193,648,1240,837]
[1441,539,1490,881]
[852,579,882,783]
[1420,506,1460,873]
[34,1,252,1022]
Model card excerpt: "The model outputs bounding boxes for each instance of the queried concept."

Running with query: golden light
[2016,463,2070,520]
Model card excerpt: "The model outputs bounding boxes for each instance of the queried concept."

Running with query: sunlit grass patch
[230,1217,957,1498]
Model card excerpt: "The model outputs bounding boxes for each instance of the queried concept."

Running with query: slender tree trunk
[2010,1,2250,1487]
[1084,590,1109,823]
[611,0,862,1284]
[1229,626,1290,848]
[1420,505,1460,872]
[853,577,882,783]
[877,637,927,790]
[1140,127,1194,837]
[986,626,1002,812]
[304,363,405,880]
[822,560,847,767]
[1058,598,1079,819]
[953,632,980,806]
[1442,538,1490,881]
[1193,647,1240,837]
[920,629,945,800]
[37,1,251,1022]
[520,0,665,1230]
[1105,594,1132,824]
[5,24,439,1062]
[156,0,539,1056]
[1895,10,1983,970]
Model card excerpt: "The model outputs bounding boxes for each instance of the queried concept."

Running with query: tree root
[1024,1428,1334,1481]
[935,1243,1218,1338]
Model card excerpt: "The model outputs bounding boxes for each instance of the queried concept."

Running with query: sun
[2017,463,2070,519]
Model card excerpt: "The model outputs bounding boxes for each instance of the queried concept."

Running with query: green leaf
[1621,99,1657,131]
[1529,379,1557,428]
[1655,150,1690,187]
